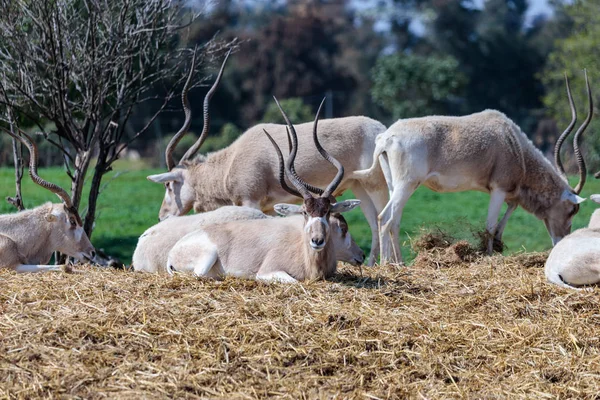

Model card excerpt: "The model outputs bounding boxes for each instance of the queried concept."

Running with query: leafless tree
[0,0,235,236]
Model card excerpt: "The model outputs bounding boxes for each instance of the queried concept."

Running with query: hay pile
[1,246,599,398]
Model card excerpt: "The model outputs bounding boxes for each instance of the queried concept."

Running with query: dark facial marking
[65,205,83,226]
[331,213,348,234]
[304,197,331,218]
[569,204,580,218]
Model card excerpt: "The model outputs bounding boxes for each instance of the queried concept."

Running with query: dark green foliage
[371,54,466,119]
[261,98,314,124]
[541,0,600,172]
[183,0,385,129]
[422,0,555,130]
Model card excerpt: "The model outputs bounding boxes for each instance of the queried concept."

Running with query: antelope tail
[353,137,387,181]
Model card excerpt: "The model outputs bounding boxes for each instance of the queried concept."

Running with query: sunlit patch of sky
[350,0,553,34]
[186,0,287,11]
[471,0,552,20]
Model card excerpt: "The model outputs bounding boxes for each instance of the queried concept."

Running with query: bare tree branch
[0,0,238,240]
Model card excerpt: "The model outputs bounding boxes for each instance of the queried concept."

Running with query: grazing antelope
[166,102,361,282]
[545,193,600,289]
[146,51,389,265]
[357,71,593,264]
[0,129,95,272]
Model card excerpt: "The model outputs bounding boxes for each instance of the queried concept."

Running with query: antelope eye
[569,205,579,218]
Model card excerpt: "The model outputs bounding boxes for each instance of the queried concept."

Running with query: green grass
[0,164,165,263]
[2,165,599,264]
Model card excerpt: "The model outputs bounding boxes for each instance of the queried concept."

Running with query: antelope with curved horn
[132,103,365,273]
[357,70,593,264]
[166,101,361,282]
[0,129,96,272]
[146,50,390,266]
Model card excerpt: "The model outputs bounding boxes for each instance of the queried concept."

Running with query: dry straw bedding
[1,248,600,399]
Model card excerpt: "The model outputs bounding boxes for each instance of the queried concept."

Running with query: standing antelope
[0,129,95,272]
[146,50,389,265]
[357,71,593,264]
[166,102,361,282]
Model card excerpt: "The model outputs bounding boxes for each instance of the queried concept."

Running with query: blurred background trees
[371,54,466,119]
[541,0,600,168]
[164,0,596,171]
[2,0,597,173]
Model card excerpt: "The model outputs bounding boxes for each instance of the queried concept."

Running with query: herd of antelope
[0,50,598,289]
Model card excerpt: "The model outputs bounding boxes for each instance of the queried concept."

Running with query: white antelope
[146,51,389,265]
[357,72,593,264]
[0,129,95,272]
[166,102,361,282]
[545,194,600,289]
[133,206,364,273]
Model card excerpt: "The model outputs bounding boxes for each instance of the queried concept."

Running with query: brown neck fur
[514,146,570,218]
[184,148,236,212]
[301,233,337,280]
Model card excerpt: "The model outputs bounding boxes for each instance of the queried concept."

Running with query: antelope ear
[274,204,303,216]
[147,171,182,184]
[330,199,361,213]
[561,190,586,204]
[46,206,64,222]
[590,194,600,204]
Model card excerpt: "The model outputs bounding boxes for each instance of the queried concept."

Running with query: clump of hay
[411,227,455,252]
[1,247,598,399]
[413,239,480,268]
[474,229,505,253]
[411,227,480,268]
[506,251,550,268]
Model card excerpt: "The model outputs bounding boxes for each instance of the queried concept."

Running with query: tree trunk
[55,149,91,265]
[71,150,91,210]
[7,138,24,211]
[84,148,109,238]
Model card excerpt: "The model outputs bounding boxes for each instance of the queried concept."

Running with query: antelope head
[2,128,96,262]
[147,49,231,220]
[265,97,360,254]
[546,70,593,244]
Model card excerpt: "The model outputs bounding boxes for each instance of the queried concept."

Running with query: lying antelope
[147,51,389,265]
[545,193,600,289]
[132,206,266,273]
[166,101,361,282]
[133,205,364,273]
[0,129,95,272]
[357,71,593,264]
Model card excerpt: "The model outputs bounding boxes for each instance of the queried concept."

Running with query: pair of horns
[165,48,232,170]
[1,127,74,208]
[263,97,344,201]
[554,70,593,194]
